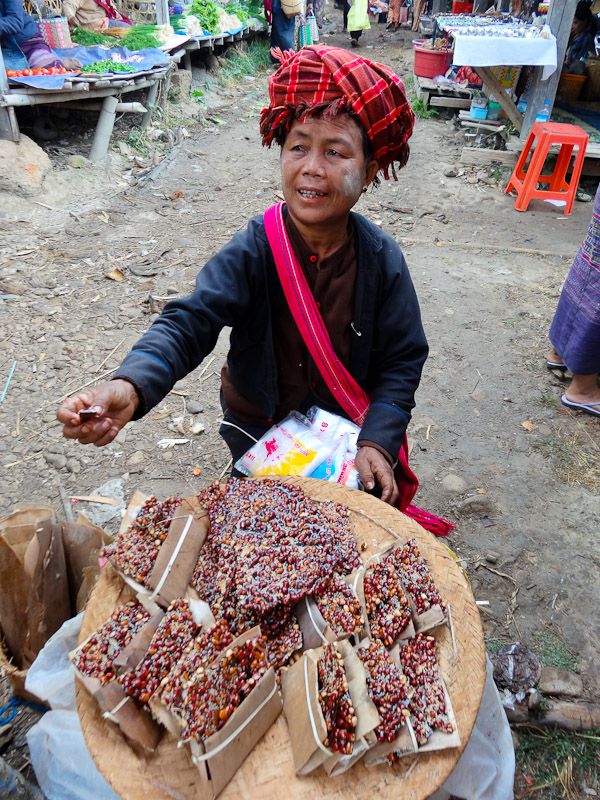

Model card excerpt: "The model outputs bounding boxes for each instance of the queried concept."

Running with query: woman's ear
[365,158,379,188]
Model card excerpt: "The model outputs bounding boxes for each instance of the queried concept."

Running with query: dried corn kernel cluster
[120,599,198,703]
[197,480,360,615]
[315,574,363,637]
[180,634,268,742]
[102,496,181,587]
[74,601,150,684]
[192,480,360,663]
[265,615,303,671]
[363,560,412,646]
[357,639,411,743]
[384,540,447,615]
[157,619,234,716]
[397,633,454,745]
[317,643,356,755]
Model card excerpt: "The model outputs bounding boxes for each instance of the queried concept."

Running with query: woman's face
[572,16,587,36]
[280,114,379,235]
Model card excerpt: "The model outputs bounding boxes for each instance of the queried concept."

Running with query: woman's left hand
[355,446,399,506]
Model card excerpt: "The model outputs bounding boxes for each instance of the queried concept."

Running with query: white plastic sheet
[430,658,515,800]
[25,614,119,800]
[27,710,119,800]
[25,613,82,710]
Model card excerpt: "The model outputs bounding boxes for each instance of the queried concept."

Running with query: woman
[61,0,131,31]
[0,0,75,70]
[57,46,427,509]
[265,0,295,59]
[344,0,369,46]
[387,0,402,31]
[547,183,600,419]
[564,0,598,73]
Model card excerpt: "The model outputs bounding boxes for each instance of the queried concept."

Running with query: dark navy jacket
[0,0,39,43]
[115,211,428,459]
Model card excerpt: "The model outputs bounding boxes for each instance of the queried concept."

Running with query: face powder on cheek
[340,167,365,200]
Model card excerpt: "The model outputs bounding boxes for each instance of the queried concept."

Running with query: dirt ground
[1,10,599,797]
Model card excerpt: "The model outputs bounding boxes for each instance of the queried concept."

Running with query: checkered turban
[260,45,415,178]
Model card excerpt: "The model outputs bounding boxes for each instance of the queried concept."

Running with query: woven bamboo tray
[77,477,485,800]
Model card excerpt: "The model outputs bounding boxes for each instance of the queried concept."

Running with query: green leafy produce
[226,3,249,23]
[244,0,265,18]
[120,27,161,50]
[81,60,138,73]
[71,27,114,46]
[190,0,220,33]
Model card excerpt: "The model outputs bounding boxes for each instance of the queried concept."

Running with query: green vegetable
[81,60,138,74]
[242,0,266,18]
[120,27,161,50]
[225,3,249,23]
[71,27,114,46]
[190,0,220,33]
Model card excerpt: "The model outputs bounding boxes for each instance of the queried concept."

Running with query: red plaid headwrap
[260,45,415,179]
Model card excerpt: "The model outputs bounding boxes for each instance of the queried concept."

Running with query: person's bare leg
[565,373,600,405]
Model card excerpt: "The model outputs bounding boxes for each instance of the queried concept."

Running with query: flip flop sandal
[546,360,567,371]
[561,394,600,418]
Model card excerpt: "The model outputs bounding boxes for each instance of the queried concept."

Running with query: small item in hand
[317,642,356,755]
[79,408,100,422]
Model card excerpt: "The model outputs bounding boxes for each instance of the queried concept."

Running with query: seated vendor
[57,46,429,512]
[564,0,598,74]
[61,0,131,31]
[0,0,78,70]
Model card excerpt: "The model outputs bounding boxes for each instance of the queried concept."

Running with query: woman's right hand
[56,379,140,446]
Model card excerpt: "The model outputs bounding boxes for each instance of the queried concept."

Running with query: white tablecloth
[452,33,558,80]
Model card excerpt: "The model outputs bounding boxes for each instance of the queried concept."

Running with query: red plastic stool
[505,122,589,215]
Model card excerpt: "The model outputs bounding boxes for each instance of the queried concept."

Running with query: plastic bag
[25,614,120,800]
[235,413,329,477]
[430,657,515,800]
[27,710,119,800]
[25,613,83,710]
[236,408,362,487]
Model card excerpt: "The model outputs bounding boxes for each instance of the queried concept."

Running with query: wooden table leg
[474,66,524,133]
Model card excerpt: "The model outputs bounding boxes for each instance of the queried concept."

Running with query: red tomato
[22,69,32,76]
[6,70,16,77]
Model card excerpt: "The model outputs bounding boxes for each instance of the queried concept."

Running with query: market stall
[436,14,557,132]
[0,0,265,156]
[71,476,486,800]
[74,478,485,800]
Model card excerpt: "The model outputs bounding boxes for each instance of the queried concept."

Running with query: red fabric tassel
[403,504,455,537]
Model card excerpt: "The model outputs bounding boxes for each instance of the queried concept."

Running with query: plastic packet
[235,413,329,477]
[309,434,348,482]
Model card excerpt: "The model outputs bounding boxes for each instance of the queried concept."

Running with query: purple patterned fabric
[19,32,61,68]
[549,183,600,375]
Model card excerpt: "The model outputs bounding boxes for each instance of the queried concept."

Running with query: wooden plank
[416,75,472,97]
[460,146,518,166]
[458,110,506,125]
[521,0,578,139]
[430,95,472,108]
[474,66,523,132]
